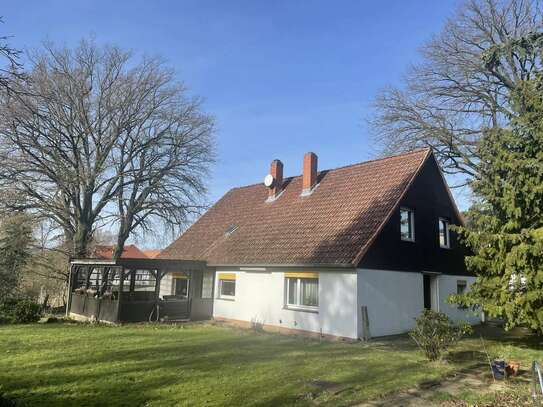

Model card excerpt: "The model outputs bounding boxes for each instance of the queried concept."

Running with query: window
[201,271,214,299]
[285,273,319,310]
[219,280,235,297]
[400,208,415,241]
[224,224,238,236]
[439,218,450,248]
[133,270,156,292]
[88,267,103,290]
[457,280,467,309]
[173,278,189,298]
[457,280,467,295]
[218,273,236,299]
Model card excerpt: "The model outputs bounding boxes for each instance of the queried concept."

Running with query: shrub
[409,309,473,361]
[0,298,41,324]
[0,390,17,407]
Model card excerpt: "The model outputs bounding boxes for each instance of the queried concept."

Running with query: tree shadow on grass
[5,323,538,406]
[0,325,435,406]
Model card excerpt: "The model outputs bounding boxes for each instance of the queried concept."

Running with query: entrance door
[423,275,432,310]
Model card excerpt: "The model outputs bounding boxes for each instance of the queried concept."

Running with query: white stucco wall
[357,268,480,337]
[357,269,423,337]
[160,273,173,297]
[212,268,358,339]
[437,274,479,324]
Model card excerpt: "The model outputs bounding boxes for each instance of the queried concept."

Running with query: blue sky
[2,1,463,245]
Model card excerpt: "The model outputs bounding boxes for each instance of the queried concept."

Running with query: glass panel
[439,219,449,247]
[75,267,89,289]
[88,267,102,290]
[457,281,467,295]
[122,270,133,292]
[102,268,120,299]
[133,270,156,292]
[220,280,236,297]
[201,271,214,299]
[174,278,189,298]
[287,278,298,305]
[400,209,413,240]
[300,278,318,307]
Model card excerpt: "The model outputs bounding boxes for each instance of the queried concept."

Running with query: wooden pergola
[66,258,213,323]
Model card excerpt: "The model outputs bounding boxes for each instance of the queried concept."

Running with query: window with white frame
[439,218,450,248]
[400,208,415,241]
[218,274,236,299]
[172,277,189,298]
[285,274,318,310]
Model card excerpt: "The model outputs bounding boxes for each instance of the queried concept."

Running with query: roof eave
[206,262,356,269]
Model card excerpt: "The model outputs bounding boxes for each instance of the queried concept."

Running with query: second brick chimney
[302,152,318,195]
[268,159,283,199]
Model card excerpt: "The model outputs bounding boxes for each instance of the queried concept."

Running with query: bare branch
[370,0,543,185]
[0,38,215,259]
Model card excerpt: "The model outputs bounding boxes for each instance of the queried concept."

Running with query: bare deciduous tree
[370,0,543,184]
[0,17,24,93]
[0,39,215,260]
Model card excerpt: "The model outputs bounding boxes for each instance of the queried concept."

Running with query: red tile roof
[143,249,162,259]
[159,149,431,266]
[93,245,149,260]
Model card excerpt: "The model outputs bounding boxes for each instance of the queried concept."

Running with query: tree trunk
[73,221,93,258]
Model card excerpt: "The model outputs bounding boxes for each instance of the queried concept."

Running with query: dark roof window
[224,224,239,236]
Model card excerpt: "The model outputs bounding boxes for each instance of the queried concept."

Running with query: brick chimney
[302,152,318,195]
[268,159,283,199]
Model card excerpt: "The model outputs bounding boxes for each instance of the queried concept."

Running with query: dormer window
[400,208,415,242]
[439,218,450,248]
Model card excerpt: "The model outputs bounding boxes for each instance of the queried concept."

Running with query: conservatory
[66,257,214,323]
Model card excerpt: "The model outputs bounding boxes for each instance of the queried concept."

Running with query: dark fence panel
[70,294,86,315]
[118,301,156,322]
[161,299,190,321]
[98,299,119,322]
[190,299,213,321]
[69,294,119,323]
[84,297,99,318]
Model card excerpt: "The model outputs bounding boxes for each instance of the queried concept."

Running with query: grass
[0,322,541,406]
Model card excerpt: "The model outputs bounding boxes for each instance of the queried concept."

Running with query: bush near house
[0,298,41,324]
[409,309,473,361]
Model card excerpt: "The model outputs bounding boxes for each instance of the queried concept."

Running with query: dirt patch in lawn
[357,364,533,407]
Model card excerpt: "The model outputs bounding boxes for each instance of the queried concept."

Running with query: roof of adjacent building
[143,249,162,259]
[159,149,432,267]
[93,244,149,260]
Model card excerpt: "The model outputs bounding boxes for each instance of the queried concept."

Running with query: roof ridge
[232,148,431,191]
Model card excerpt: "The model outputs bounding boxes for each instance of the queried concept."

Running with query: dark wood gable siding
[358,156,471,276]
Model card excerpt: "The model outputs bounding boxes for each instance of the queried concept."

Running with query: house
[143,249,162,259]
[156,149,479,338]
[93,244,149,260]
[67,149,478,338]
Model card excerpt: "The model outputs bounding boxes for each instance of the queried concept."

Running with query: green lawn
[0,322,541,406]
